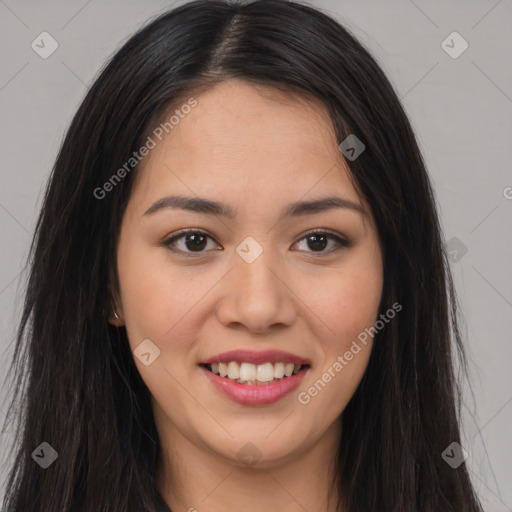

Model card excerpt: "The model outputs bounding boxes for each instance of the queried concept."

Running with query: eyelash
[162,228,351,258]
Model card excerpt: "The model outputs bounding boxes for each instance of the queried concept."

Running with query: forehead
[131,79,369,221]
[164,79,339,160]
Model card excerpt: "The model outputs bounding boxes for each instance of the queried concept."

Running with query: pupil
[186,234,207,251]
[307,234,327,251]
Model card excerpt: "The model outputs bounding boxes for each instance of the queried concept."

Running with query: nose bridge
[234,233,280,284]
[215,235,297,332]
[237,248,279,293]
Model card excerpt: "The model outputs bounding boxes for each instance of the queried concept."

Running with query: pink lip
[201,349,311,366]
[200,365,310,406]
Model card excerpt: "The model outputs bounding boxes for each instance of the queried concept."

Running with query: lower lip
[200,365,309,406]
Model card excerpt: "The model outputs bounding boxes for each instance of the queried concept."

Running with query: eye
[293,230,351,255]
[162,229,221,256]
[162,229,351,257]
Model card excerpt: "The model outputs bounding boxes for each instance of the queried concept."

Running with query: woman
[1,0,483,510]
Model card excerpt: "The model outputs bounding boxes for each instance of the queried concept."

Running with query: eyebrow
[143,194,366,220]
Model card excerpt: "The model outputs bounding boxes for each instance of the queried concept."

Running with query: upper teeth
[209,362,303,383]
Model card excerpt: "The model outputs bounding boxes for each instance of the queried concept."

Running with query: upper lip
[201,349,311,366]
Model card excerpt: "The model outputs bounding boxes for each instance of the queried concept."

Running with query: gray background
[0,0,511,510]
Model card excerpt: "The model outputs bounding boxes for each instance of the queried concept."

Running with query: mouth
[199,349,312,405]
[200,361,311,386]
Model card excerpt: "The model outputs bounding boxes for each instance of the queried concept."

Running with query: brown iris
[306,234,328,251]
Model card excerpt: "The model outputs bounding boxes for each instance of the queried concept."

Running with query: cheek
[297,265,381,413]
[116,240,202,347]
[299,258,383,347]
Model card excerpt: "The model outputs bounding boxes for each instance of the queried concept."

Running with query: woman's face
[115,79,383,468]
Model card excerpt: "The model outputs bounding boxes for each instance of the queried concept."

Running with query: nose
[214,246,298,335]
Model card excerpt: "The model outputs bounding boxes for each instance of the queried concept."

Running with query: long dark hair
[1,1,482,510]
